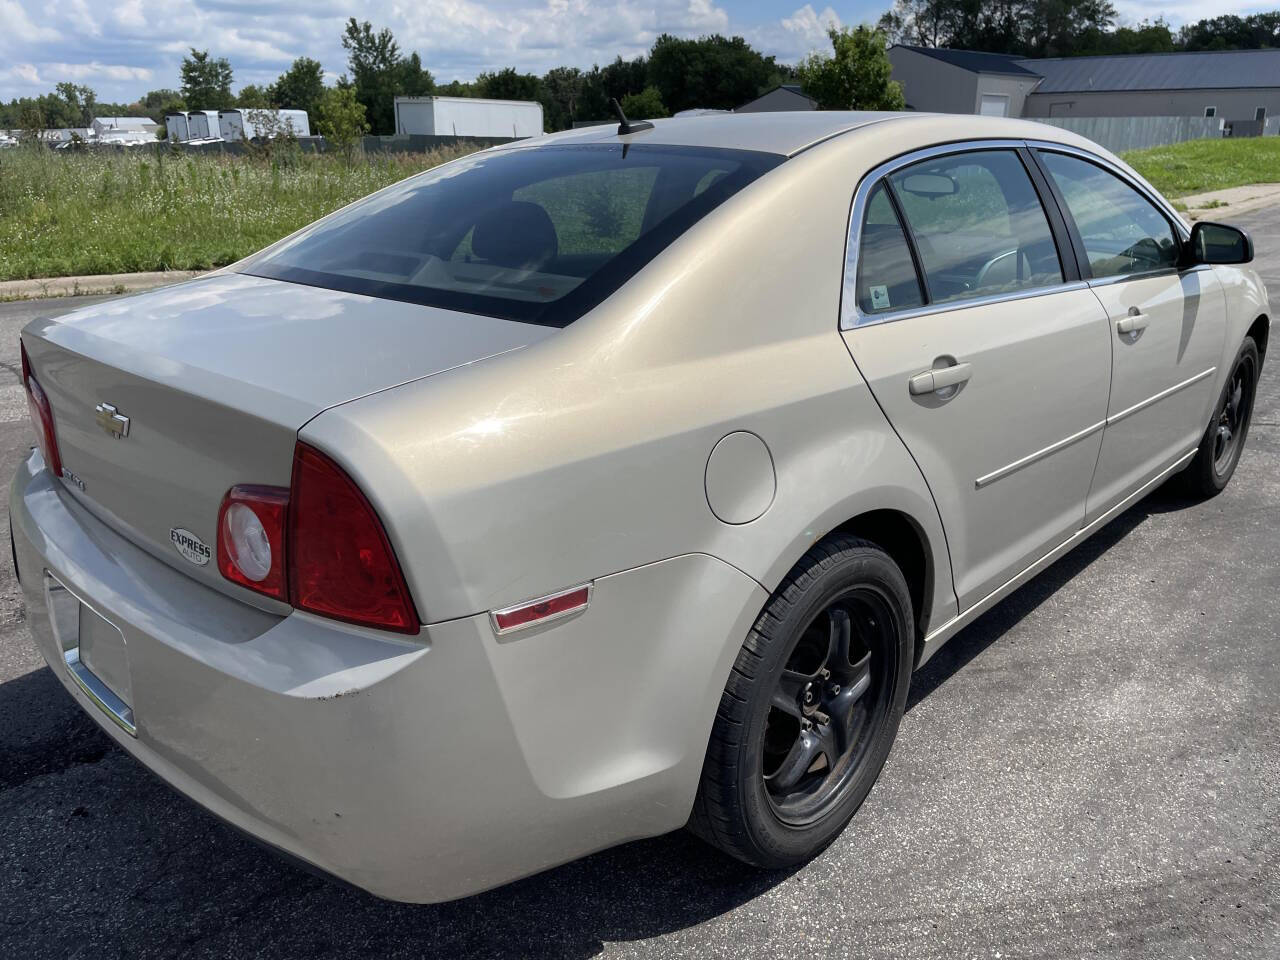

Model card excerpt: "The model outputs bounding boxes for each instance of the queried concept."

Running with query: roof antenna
[610,98,653,136]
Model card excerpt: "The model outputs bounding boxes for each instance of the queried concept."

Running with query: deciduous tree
[795,26,906,110]
[315,86,369,156]
[270,57,325,116]
[341,18,434,134]
[620,86,668,119]
[180,49,234,111]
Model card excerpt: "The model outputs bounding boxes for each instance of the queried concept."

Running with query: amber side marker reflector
[490,583,593,636]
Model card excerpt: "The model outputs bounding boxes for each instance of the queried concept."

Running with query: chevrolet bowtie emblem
[94,402,130,439]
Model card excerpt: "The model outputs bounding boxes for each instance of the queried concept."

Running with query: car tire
[688,535,913,869]
[1180,336,1260,499]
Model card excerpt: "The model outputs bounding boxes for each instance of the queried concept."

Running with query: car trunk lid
[23,273,554,597]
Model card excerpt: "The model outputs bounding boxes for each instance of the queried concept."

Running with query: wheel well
[1248,314,1269,359]
[830,510,931,656]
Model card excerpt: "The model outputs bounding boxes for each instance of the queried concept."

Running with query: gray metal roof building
[889,45,1280,127]
[1025,49,1280,93]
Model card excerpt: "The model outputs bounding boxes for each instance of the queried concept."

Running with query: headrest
[471,200,558,270]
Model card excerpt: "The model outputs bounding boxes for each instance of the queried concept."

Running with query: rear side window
[888,150,1063,305]
[243,144,781,327]
[856,183,924,315]
[1039,152,1179,279]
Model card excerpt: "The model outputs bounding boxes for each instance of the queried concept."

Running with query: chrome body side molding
[919,446,1197,668]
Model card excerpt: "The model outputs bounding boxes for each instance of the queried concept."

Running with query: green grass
[0,144,478,281]
[1121,138,1280,198]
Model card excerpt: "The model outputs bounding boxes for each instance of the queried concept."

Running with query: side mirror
[1188,221,1254,265]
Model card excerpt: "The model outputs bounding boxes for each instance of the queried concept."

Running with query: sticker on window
[870,285,891,310]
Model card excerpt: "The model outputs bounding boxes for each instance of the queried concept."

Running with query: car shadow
[0,479,1194,958]
[907,479,1190,711]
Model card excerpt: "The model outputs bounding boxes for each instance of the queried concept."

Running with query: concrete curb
[0,270,208,302]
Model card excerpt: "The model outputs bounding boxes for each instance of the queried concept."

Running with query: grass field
[0,144,477,281]
[1121,137,1280,198]
[2,136,1277,282]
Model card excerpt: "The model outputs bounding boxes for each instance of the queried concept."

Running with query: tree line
[3,10,1278,135]
[880,4,1280,59]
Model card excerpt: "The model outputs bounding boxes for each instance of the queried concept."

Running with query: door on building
[978,94,1010,117]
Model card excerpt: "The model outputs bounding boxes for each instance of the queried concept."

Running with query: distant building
[92,116,160,137]
[887,47,1042,117]
[736,85,818,113]
[393,96,543,138]
[888,46,1280,128]
[1019,50,1280,125]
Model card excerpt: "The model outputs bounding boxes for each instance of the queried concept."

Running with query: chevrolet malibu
[11,112,1268,902]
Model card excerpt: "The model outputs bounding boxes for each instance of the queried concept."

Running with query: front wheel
[1180,337,1259,499]
[688,536,913,868]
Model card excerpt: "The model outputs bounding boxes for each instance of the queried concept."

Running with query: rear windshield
[242,143,783,327]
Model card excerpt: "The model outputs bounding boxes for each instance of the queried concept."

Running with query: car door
[841,145,1113,612]
[1035,149,1227,521]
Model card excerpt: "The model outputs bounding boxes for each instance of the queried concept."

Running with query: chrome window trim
[845,280,1090,330]
[842,139,1063,331]
[840,138,1190,331]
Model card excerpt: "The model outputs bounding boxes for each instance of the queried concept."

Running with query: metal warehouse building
[889,46,1280,129]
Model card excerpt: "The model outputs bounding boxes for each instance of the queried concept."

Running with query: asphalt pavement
[1,211,1278,959]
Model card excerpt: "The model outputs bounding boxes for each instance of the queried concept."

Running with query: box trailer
[165,113,190,142]
[185,110,220,140]
[218,109,311,141]
[393,97,543,138]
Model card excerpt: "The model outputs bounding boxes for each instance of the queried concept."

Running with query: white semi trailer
[393,97,543,138]
[218,109,311,141]
[165,113,190,141]
[186,110,221,140]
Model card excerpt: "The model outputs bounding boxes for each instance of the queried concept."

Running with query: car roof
[497,111,1099,159]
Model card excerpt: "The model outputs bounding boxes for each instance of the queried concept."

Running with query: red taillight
[217,485,288,600]
[216,444,419,633]
[20,341,63,478]
[287,443,419,633]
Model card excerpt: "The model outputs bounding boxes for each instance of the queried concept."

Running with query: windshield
[242,143,783,327]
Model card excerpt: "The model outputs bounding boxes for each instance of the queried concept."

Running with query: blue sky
[0,0,1269,103]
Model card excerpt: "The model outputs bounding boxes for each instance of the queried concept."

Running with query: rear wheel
[1180,337,1259,499]
[689,536,913,868]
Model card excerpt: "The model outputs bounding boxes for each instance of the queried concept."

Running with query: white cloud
[748,4,842,63]
[46,62,153,82]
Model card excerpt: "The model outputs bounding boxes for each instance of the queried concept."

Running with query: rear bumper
[11,450,766,902]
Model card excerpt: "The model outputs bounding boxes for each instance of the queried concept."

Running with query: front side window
[887,150,1063,306]
[244,144,781,327]
[1040,151,1179,279]
[855,183,924,315]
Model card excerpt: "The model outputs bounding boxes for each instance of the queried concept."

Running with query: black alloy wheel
[1212,349,1256,478]
[689,535,913,869]
[1182,336,1260,498]
[762,591,896,825]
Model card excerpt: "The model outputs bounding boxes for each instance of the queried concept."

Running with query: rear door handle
[1116,311,1150,335]
[909,362,972,396]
